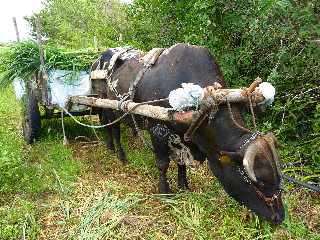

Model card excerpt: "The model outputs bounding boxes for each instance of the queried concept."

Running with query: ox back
[92,43,285,224]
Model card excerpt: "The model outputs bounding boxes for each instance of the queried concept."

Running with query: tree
[26,0,129,48]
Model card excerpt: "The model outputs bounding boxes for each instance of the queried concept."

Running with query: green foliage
[0,41,100,88]
[0,89,81,194]
[0,199,41,240]
[26,0,129,49]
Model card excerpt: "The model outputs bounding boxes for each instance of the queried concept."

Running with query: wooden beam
[69,87,265,123]
[70,95,179,122]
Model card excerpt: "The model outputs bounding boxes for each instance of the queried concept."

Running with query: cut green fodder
[73,193,142,240]
[0,41,100,88]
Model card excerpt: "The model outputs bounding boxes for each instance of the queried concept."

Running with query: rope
[247,93,257,129]
[283,174,320,193]
[59,97,169,129]
[89,106,101,140]
[131,114,154,150]
[60,105,112,128]
[226,98,252,133]
[61,110,69,145]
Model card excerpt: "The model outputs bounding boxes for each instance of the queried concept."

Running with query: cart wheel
[21,88,41,144]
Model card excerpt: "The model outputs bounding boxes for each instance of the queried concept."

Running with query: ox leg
[112,122,128,164]
[149,124,172,194]
[105,126,115,151]
[153,139,172,194]
[177,164,189,190]
[131,125,138,138]
[99,110,115,151]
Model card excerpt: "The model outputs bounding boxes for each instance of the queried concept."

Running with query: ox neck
[194,106,252,154]
[216,106,251,148]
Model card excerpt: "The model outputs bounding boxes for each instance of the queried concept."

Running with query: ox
[92,43,285,224]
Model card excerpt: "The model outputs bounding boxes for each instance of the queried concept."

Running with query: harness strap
[128,48,164,100]
[108,47,133,71]
[128,67,147,100]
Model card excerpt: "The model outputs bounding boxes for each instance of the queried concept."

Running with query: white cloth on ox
[256,82,276,106]
[168,83,205,111]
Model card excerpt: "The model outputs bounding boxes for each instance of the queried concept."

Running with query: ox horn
[243,143,259,182]
[264,133,282,177]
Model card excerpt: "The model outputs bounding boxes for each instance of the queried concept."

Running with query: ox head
[208,132,285,224]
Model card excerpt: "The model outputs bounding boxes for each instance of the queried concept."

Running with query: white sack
[169,83,204,111]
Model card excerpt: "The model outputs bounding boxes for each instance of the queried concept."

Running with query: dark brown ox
[92,43,285,224]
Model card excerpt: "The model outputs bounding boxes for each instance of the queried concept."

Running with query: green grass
[0,88,81,239]
[0,87,319,239]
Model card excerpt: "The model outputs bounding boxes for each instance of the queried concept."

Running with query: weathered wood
[12,17,20,42]
[35,17,50,105]
[70,95,177,121]
[91,70,109,79]
[70,87,265,123]
[247,77,262,94]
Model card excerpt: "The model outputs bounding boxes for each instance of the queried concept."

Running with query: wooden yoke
[69,80,266,124]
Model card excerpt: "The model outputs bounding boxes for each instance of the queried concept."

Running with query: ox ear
[219,151,242,165]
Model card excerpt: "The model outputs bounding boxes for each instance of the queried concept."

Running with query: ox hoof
[178,183,189,191]
[107,143,115,152]
[121,160,128,165]
[119,157,128,165]
[118,150,128,165]
[159,183,172,194]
